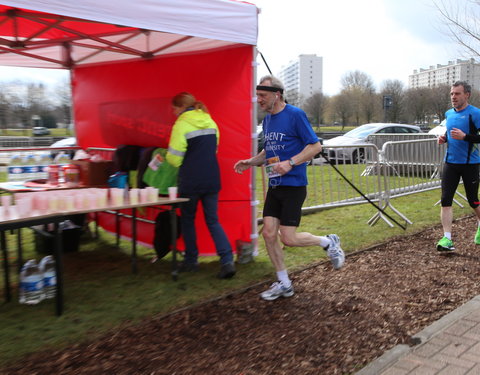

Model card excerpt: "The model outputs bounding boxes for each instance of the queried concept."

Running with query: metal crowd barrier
[0,139,449,228]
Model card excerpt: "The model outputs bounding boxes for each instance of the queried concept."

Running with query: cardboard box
[72,160,114,187]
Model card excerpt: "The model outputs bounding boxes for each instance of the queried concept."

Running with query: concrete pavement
[356,295,480,375]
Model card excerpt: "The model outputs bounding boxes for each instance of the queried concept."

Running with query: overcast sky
[0,0,473,95]
[250,0,470,95]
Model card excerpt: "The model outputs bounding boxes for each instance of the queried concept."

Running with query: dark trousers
[181,192,233,265]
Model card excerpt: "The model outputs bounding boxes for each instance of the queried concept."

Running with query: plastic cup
[48,193,59,212]
[74,194,84,209]
[64,194,75,210]
[168,186,177,200]
[98,189,108,207]
[1,195,12,208]
[139,189,148,203]
[15,197,30,216]
[111,188,123,206]
[129,188,139,204]
[146,187,158,202]
[57,194,67,211]
[14,194,32,216]
[35,192,49,212]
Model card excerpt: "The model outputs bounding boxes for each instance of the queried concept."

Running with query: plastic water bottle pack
[8,153,24,181]
[39,255,56,299]
[19,259,44,304]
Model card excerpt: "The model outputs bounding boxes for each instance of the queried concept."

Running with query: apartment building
[409,58,480,89]
[277,54,323,106]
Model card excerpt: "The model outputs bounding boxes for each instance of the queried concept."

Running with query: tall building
[277,54,323,106]
[409,58,480,89]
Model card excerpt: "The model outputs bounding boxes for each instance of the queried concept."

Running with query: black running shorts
[263,186,307,227]
[441,162,480,208]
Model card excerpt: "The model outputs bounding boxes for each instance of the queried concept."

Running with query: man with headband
[234,75,345,301]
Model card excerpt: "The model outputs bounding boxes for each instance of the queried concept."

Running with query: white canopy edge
[0,0,258,45]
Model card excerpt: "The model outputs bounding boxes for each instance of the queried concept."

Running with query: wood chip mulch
[3,215,480,375]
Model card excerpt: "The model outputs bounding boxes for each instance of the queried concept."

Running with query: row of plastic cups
[110,187,159,206]
[13,188,110,216]
[4,187,163,217]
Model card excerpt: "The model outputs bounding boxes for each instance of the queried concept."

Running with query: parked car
[32,126,50,136]
[49,137,77,159]
[428,119,446,137]
[323,123,422,163]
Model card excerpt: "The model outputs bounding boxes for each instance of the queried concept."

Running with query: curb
[354,294,480,375]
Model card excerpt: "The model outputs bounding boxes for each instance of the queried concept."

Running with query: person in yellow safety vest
[166,92,236,279]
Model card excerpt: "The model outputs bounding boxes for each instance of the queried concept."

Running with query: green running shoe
[475,227,480,245]
[437,236,455,252]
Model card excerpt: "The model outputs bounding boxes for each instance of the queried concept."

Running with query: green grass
[0,128,74,137]
[0,186,472,367]
[315,125,355,132]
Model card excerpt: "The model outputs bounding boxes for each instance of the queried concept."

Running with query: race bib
[265,156,281,178]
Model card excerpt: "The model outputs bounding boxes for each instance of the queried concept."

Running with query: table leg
[170,206,178,281]
[94,212,99,239]
[53,221,64,316]
[131,207,137,274]
[16,228,23,273]
[115,211,120,248]
[1,231,11,302]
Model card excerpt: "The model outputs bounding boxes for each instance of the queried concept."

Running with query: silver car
[32,126,50,136]
[323,123,422,163]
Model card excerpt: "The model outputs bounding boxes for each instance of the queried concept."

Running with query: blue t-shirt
[445,104,480,164]
[262,104,319,186]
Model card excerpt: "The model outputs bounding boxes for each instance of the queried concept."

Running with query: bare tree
[340,70,377,126]
[331,91,352,129]
[403,87,432,124]
[434,0,480,57]
[380,79,406,123]
[429,84,451,121]
[0,90,8,131]
[54,78,73,129]
[302,91,327,127]
[341,70,375,92]
[362,91,380,124]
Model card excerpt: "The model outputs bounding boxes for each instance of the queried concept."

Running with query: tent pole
[251,46,259,255]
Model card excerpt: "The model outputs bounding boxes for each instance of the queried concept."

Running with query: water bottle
[54,152,70,166]
[19,259,44,304]
[38,153,52,180]
[23,154,37,180]
[39,255,56,299]
[8,153,24,181]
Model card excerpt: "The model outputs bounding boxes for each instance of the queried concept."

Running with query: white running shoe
[260,282,294,301]
[325,234,345,270]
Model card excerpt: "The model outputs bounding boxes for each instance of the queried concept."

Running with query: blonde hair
[172,92,208,113]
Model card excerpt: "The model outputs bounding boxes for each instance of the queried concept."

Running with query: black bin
[34,217,83,254]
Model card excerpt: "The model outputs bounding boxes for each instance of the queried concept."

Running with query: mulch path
[3,215,480,375]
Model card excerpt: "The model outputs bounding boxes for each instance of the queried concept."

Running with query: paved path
[356,295,480,375]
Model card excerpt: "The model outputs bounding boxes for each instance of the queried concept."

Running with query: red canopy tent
[0,0,259,255]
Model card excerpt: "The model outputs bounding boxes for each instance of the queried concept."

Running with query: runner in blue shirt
[437,81,480,251]
[234,76,345,301]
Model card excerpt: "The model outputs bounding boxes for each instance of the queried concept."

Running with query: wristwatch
[288,159,295,167]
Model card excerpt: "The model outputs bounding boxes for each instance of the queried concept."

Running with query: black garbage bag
[154,210,181,259]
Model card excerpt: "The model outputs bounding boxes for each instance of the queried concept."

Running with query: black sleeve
[464,134,480,143]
